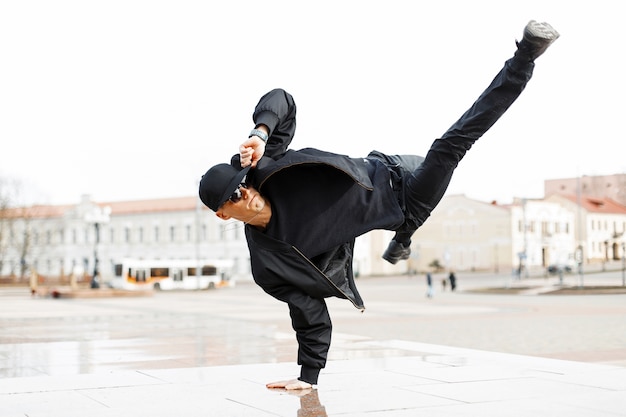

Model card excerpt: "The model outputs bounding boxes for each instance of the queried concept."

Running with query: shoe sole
[525,20,560,42]
[382,253,410,265]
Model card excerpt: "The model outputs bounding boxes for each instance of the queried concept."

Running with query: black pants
[393,55,535,243]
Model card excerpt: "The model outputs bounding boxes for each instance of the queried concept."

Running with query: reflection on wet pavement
[0,313,294,377]
[267,389,328,417]
[295,390,327,417]
[0,291,417,379]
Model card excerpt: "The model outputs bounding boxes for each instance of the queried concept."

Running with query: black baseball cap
[199,164,251,211]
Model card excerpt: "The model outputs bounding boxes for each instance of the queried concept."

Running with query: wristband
[249,128,268,143]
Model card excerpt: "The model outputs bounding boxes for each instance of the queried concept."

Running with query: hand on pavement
[266,379,313,390]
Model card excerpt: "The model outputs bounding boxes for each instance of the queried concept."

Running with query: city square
[2,271,625,416]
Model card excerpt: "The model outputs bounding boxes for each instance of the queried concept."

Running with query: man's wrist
[249,128,268,143]
[299,365,320,385]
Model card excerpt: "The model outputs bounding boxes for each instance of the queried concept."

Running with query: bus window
[187,266,217,276]
[151,268,169,278]
[201,265,217,276]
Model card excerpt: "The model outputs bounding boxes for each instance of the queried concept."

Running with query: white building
[509,197,577,270]
[1,195,251,283]
[545,194,626,264]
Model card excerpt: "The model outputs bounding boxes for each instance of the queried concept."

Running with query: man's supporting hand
[266,379,313,390]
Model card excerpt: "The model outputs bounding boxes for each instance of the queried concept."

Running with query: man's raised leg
[383,21,559,264]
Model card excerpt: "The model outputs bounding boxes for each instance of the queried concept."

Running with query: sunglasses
[228,183,248,203]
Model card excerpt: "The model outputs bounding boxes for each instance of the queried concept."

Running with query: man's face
[215,184,266,222]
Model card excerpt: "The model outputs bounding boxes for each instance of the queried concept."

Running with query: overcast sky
[1,0,623,206]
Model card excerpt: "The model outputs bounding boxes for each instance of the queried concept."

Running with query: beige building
[406,194,577,275]
[406,195,512,273]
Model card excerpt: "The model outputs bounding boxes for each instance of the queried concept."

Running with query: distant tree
[0,177,15,276]
[0,177,32,280]
[428,259,444,272]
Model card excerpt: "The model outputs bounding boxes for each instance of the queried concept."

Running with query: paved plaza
[1,272,626,416]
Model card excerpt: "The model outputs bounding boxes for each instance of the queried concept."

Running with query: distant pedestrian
[441,278,447,292]
[426,273,434,298]
[449,271,457,291]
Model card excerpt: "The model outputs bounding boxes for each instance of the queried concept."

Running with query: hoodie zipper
[292,245,365,312]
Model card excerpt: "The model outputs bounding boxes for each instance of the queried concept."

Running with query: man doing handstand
[199,20,559,390]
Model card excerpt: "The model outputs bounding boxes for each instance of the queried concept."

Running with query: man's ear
[216,211,231,220]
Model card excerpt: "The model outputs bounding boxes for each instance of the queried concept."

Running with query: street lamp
[622,242,626,287]
[576,244,584,289]
[85,205,111,289]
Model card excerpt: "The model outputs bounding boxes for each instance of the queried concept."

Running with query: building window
[154,226,159,242]
[110,228,115,243]
[125,227,130,243]
[186,225,191,242]
[170,226,175,242]
[138,227,144,243]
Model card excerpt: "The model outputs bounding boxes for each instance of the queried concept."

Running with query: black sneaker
[516,20,560,61]
[382,241,411,264]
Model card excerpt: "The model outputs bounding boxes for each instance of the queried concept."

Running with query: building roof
[1,204,73,219]
[103,196,201,215]
[2,196,205,219]
[10,193,625,220]
[551,194,626,214]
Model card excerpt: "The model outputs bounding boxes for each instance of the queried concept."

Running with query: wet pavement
[1,273,626,416]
